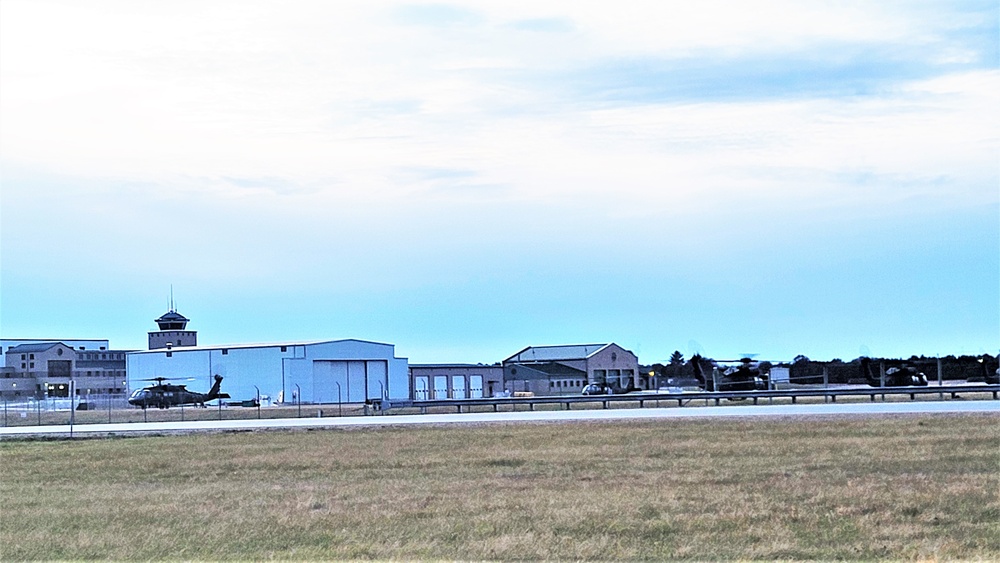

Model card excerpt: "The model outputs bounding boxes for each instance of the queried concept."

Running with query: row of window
[549,380,585,388]
[19,352,125,361]
[78,352,126,360]
[592,369,636,377]
[5,346,107,353]
[12,369,124,377]
[166,346,291,358]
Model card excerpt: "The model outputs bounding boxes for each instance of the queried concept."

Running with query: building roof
[503,344,614,363]
[6,342,68,353]
[507,362,587,379]
[155,310,190,323]
[128,338,396,355]
[409,363,503,369]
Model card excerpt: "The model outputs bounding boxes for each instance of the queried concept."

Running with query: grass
[2,413,998,560]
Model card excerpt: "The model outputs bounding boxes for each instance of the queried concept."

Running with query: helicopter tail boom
[206,375,227,401]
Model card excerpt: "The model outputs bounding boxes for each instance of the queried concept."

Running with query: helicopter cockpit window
[129,389,150,400]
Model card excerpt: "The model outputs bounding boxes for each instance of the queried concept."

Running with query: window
[222,349,228,355]
[29,354,34,360]
[29,363,34,369]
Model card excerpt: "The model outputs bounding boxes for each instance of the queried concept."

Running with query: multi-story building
[1,340,131,399]
[502,343,639,395]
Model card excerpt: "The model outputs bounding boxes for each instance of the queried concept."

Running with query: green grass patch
[2,414,998,560]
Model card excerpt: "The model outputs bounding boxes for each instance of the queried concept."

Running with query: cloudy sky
[1,1,997,363]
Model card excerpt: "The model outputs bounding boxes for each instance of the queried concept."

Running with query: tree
[669,350,684,365]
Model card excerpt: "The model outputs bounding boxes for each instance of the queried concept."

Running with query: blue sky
[1,1,997,363]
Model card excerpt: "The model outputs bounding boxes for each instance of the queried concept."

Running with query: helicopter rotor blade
[137,377,196,382]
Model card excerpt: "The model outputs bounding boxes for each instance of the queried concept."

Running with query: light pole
[254,385,260,419]
[294,384,301,418]
[69,380,75,438]
[376,381,386,415]
[335,381,342,417]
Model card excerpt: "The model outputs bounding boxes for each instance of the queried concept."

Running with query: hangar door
[313,360,388,403]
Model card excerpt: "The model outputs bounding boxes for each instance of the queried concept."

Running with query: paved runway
[2,400,997,437]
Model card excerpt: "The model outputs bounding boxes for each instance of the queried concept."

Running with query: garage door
[313,360,389,403]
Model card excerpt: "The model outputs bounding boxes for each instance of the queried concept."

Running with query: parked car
[582,383,611,395]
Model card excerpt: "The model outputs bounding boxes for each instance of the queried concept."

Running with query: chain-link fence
[0,393,372,428]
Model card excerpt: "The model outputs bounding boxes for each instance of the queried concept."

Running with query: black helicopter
[859,357,927,387]
[128,374,230,409]
[689,354,768,392]
[980,354,1000,384]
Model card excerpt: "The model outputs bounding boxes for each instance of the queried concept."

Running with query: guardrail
[370,384,1000,415]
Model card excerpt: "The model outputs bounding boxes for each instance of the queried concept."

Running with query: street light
[69,380,76,438]
[253,385,260,419]
[335,381,342,417]
[294,384,301,418]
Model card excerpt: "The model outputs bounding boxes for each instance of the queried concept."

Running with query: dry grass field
[2,413,998,560]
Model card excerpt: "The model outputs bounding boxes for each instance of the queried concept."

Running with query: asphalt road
[1,400,997,437]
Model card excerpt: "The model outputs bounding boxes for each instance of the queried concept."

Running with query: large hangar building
[126,307,409,404]
[127,340,410,404]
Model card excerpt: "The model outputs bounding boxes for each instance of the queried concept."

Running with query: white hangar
[127,306,410,404]
[127,339,409,404]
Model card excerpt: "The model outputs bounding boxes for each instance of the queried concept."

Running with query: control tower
[148,300,197,350]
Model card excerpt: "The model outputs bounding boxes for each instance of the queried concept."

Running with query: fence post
[69,380,75,438]
[937,357,943,400]
[823,366,829,402]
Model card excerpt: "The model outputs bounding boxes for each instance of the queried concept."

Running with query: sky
[1,1,998,364]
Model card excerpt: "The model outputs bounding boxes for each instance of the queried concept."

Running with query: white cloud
[2,1,996,261]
